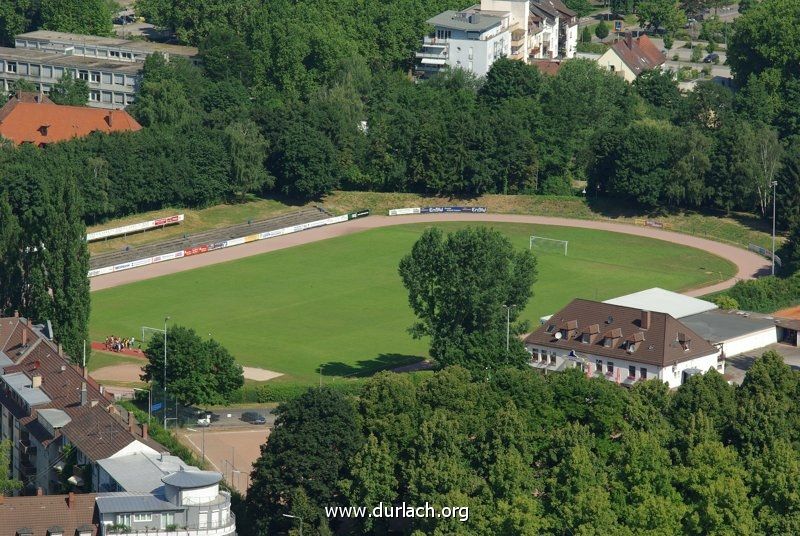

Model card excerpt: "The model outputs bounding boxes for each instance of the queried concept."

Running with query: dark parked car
[703,53,719,63]
[242,411,267,425]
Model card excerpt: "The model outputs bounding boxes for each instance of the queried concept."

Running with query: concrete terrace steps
[89,206,330,270]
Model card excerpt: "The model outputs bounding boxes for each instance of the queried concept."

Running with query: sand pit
[92,363,144,382]
[182,428,270,493]
[242,366,283,381]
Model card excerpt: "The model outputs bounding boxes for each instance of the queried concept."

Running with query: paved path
[90,214,770,297]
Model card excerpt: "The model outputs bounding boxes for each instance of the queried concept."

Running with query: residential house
[596,33,666,82]
[0,491,99,536]
[95,451,196,493]
[525,298,722,388]
[0,92,142,145]
[0,315,162,495]
[415,0,577,77]
[96,470,236,536]
[0,31,198,109]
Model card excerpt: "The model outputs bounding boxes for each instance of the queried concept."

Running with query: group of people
[105,335,135,352]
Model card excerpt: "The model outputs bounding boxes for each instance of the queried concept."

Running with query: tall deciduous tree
[225,120,272,200]
[39,0,113,36]
[398,227,537,374]
[777,144,800,232]
[0,439,21,494]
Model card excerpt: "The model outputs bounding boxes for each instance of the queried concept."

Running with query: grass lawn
[88,350,144,372]
[90,222,735,385]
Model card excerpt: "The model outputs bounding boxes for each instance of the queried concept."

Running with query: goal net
[529,236,568,256]
[140,326,166,348]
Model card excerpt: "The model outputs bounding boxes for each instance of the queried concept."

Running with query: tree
[271,120,339,200]
[49,71,88,106]
[565,0,593,17]
[753,125,782,218]
[728,0,800,82]
[595,21,610,40]
[398,227,537,374]
[777,143,800,232]
[142,325,243,406]
[637,0,687,33]
[225,120,272,201]
[38,0,113,37]
[0,0,35,46]
[580,25,592,44]
[479,59,543,105]
[200,27,253,84]
[247,387,363,535]
[0,439,21,494]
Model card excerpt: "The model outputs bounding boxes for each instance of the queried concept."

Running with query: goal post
[529,236,568,256]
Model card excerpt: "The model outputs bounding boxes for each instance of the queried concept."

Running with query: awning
[53,461,65,473]
[421,58,446,65]
[67,475,84,486]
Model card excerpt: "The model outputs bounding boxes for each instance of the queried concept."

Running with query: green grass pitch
[89,222,736,384]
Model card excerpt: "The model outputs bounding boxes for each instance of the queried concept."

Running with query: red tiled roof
[0,493,99,536]
[0,317,163,462]
[531,60,563,76]
[609,34,666,77]
[0,92,141,146]
[524,299,718,367]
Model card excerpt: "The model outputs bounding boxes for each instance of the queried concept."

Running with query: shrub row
[720,273,800,313]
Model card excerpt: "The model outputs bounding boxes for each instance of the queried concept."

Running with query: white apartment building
[416,0,577,78]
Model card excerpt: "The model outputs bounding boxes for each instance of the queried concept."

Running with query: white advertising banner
[87,214,184,242]
[388,207,421,216]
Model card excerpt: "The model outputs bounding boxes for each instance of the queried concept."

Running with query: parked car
[197,414,212,427]
[242,411,267,425]
[703,53,719,63]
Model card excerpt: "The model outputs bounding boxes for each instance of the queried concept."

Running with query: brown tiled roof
[530,60,563,76]
[609,34,666,76]
[524,299,718,367]
[0,92,141,146]
[0,493,99,536]
[0,317,163,462]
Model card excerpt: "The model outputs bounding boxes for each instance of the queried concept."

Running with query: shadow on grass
[320,353,425,379]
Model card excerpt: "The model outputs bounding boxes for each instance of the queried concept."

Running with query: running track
[90,214,771,296]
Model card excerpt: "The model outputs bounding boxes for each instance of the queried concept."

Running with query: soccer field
[89,222,736,384]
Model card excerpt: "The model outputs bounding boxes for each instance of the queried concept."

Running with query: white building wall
[447,31,510,77]
[720,328,777,358]
[564,24,578,58]
[657,352,722,389]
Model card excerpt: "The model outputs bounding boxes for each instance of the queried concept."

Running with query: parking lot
[725,343,800,384]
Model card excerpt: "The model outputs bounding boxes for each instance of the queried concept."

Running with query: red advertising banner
[183,245,209,256]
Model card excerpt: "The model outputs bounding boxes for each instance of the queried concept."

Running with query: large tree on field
[142,325,244,406]
[398,227,537,374]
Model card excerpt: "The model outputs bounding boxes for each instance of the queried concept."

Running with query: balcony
[422,36,448,47]
[511,29,526,46]
[19,438,36,456]
[104,513,236,536]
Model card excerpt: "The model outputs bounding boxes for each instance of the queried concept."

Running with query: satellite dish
[554,332,563,340]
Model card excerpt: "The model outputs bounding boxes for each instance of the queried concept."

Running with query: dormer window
[603,337,612,348]
[581,333,590,344]
[38,125,49,136]
[677,332,691,351]
[545,324,556,333]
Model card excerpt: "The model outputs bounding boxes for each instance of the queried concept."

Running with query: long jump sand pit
[242,366,283,381]
[181,428,269,494]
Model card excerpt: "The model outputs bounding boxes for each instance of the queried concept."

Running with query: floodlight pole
[772,180,778,275]
[163,316,170,429]
[502,304,517,352]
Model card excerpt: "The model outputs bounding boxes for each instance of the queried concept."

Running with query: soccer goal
[529,236,568,256]
[140,326,166,348]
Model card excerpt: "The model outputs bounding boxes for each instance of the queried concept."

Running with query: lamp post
[132,387,151,423]
[282,514,303,536]
[319,363,324,388]
[772,180,778,275]
[501,304,517,352]
[163,316,170,429]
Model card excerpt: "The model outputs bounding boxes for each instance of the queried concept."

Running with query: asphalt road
[189,407,276,429]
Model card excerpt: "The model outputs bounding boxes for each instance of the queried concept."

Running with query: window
[126,75,135,86]
[110,50,121,58]
[628,365,636,378]
[90,72,100,83]
[113,93,123,104]
[116,514,131,526]
[101,91,112,103]
[581,333,590,344]
[211,510,220,528]
[89,91,100,102]
[640,367,647,379]
[595,359,602,372]
[132,514,152,522]
[607,362,614,374]
[102,72,111,84]
[29,65,39,76]
[42,66,52,78]
[469,47,474,60]
[122,52,133,59]
[549,351,556,364]
[125,94,135,105]
[114,74,124,85]
[53,67,63,78]
[6,62,16,73]
[199,512,208,529]
[545,325,556,333]
[603,337,612,348]
[78,70,88,80]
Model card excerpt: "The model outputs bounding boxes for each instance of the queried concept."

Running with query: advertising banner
[152,251,184,264]
[349,209,370,219]
[420,206,488,214]
[388,207,421,216]
[184,245,209,257]
[207,241,228,251]
[87,214,184,242]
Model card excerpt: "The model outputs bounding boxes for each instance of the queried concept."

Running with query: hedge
[720,273,800,313]
[227,380,366,404]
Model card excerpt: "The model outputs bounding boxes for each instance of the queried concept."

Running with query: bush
[663,33,674,50]
[576,42,609,54]
[672,53,680,61]
[702,65,712,76]
[713,295,739,310]
[706,40,717,54]
[581,26,592,43]
[227,381,365,404]
[722,274,800,313]
[691,45,703,62]
[595,21,610,40]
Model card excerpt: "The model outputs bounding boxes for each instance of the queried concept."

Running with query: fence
[748,243,782,267]
[633,218,671,230]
